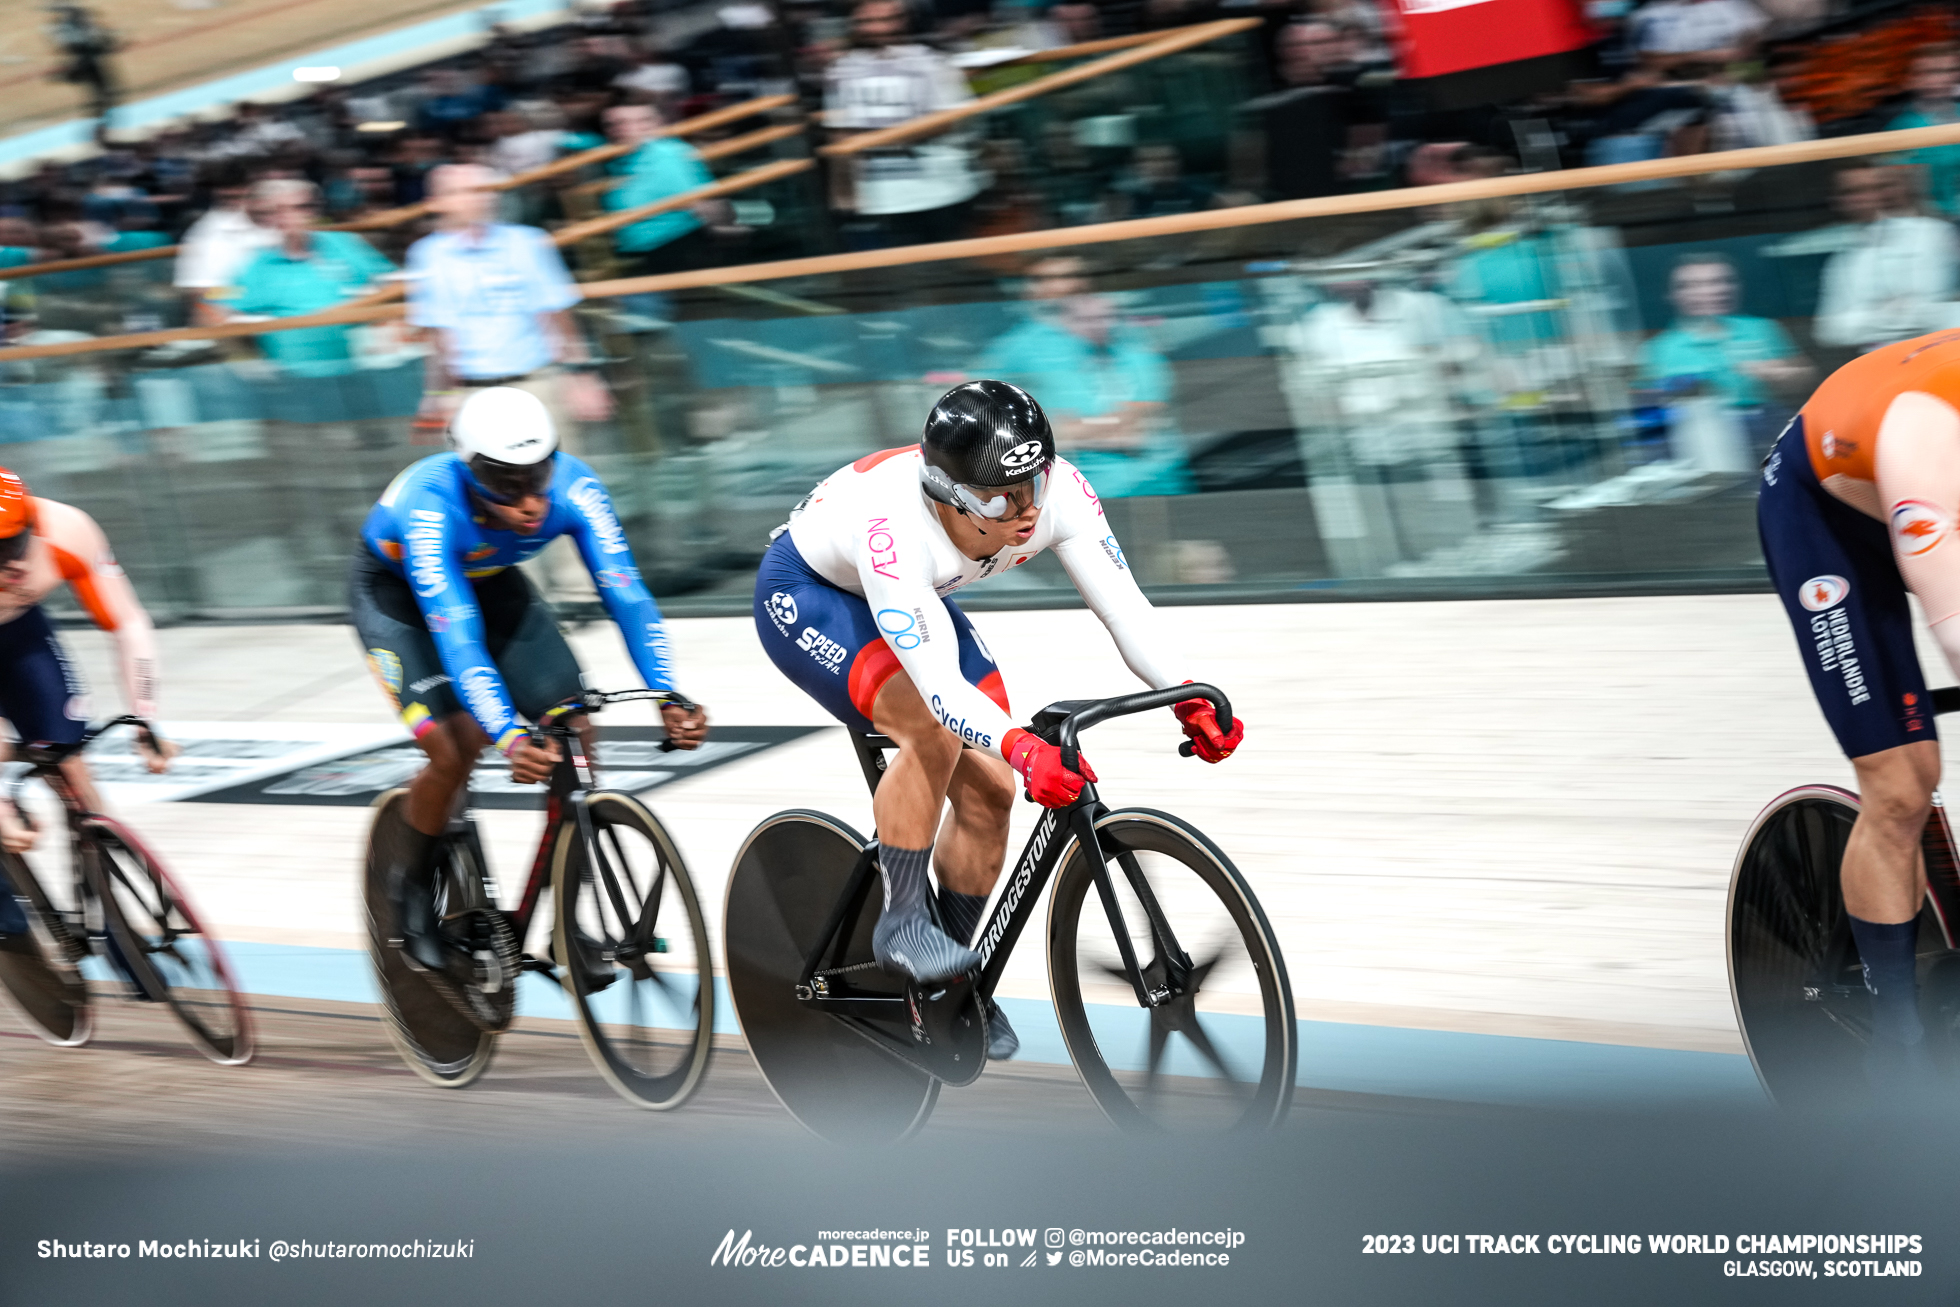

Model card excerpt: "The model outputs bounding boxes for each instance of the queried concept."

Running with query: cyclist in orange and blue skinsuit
[1759,328,1960,1079]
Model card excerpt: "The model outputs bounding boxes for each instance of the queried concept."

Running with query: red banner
[1380,0,1598,80]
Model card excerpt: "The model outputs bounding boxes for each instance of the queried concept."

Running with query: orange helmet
[0,466,34,565]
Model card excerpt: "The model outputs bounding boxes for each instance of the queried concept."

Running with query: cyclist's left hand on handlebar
[134,729,180,776]
[661,700,708,751]
[1174,693,1243,763]
[509,734,560,785]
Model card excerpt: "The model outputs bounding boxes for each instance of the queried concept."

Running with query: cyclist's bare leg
[935,750,1014,897]
[404,712,599,834]
[405,713,490,836]
[1843,740,1939,923]
[869,669,962,849]
[56,757,104,819]
[1843,739,1939,1061]
[868,669,989,980]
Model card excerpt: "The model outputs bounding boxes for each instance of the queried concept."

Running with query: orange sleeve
[39,502,158,718]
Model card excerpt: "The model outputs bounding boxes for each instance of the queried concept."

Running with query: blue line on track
[215,941,1766,1109]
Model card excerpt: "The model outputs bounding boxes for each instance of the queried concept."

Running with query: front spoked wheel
[552,791,714,1110]
[84,819,253,1066]
[0,850,91,1047]
[1048,809,1294,1132]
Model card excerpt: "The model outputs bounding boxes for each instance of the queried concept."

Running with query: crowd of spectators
[0,0,1954,499]
[1,0,1949,295]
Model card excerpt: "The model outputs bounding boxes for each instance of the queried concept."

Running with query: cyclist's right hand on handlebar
[1004,728,1096,808]
[509,734,560,785]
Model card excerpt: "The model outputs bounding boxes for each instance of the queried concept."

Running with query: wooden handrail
[7,117,1960,363]
[330,93,801,232]
[591,118,1960,296]
[562,122,808,199]
[313,153,821,312]
[987,28,1197,69]
[0,93,801,282]
[821,17,1258,157]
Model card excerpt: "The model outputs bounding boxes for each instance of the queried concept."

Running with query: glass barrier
[0,147,1888,623]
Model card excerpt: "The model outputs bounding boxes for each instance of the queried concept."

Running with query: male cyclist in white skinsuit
[752,381,1244,1059]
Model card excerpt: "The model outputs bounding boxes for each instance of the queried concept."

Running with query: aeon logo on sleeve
[767,592,798,633]
[1891,500,1950,557]
[866,517,900,580]
[999,440,1044,470]
[1798,575,1849,613]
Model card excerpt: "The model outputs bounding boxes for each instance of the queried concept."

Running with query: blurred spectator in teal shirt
[976,256,1192,498]
[1639,253,1810,442]
[602,102,730,278]
[232,179,394,377]
[1888,45,1960,220]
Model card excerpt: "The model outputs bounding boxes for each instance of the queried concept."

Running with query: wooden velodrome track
[0,592,1895,1152]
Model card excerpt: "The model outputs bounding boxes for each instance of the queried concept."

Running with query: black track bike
[363,689,714,1109]
[0,717,252,1064]
[724,685,1295,1141]
[1729,685,1960,1104]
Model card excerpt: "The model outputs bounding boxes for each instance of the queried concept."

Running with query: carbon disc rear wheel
[724,811,937,1143]
[1729,787,1884,1104]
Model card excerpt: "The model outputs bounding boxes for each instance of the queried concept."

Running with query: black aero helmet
[919,380,1055,520]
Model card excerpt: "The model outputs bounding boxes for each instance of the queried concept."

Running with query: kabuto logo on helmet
[1000,440,1044,469]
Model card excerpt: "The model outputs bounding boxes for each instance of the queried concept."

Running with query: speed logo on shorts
[1798,575,1849,612]
[1891,500,1950,557]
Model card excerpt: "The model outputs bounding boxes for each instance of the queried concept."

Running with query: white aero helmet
[448,386,558,503]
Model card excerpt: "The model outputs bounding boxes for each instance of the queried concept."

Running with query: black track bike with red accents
[724,684,1295,1142]
[363,688,714,1111]
[0,716,252,1064]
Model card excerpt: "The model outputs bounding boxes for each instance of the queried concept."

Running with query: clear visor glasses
[950,467,1049,520]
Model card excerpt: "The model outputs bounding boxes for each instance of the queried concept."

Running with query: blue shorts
[1758,416,1934,758]
[753,533,1009,734]
[0,605,89,748]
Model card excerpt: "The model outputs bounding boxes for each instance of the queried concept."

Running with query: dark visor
[468,453,555,505]
[0,528,30,566]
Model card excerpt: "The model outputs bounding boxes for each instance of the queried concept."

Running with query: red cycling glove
[1174,688,1243,763]
[1003,728,1097,808]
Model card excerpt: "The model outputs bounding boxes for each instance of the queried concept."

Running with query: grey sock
[879,843,933,920]
[938,888,989,947]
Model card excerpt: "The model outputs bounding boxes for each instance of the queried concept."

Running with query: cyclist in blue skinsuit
[351,386,707,987]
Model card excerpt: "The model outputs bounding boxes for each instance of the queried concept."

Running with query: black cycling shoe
[983,997,1018,1061]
